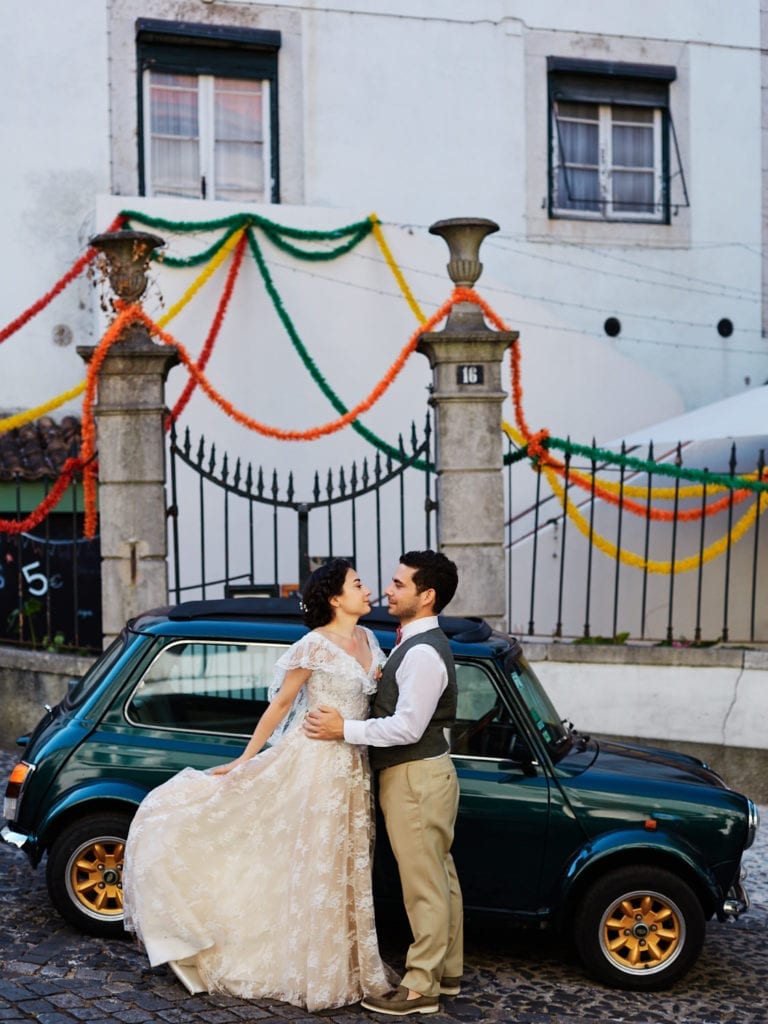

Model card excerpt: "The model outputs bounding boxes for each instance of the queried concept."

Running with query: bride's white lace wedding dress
[123,629,394,1011]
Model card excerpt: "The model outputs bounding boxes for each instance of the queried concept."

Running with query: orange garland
[78,288,480,536]
[80,305,142,536]
[456,288,757,524]
[77,284,746,540]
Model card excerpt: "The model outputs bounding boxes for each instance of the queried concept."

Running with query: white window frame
[142,70,272,203]
[551,101,664,223]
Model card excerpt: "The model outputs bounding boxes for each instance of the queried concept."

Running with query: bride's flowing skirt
[123,729,393,1010]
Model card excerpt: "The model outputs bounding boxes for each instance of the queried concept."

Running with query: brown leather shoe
[439,976,462,996]
[361,985,440,1015]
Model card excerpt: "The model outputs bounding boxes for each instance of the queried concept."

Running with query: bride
[122,559,396,1010]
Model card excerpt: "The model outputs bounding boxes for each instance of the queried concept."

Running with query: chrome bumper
[720,871,750,919]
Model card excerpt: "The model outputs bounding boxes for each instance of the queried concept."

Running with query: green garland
[246,228,429,469]
[117,207,424,465]
[506,434,768,492]
[155,223,244,268]
[119,209,760,488]
[121,209,374,264]
[258,219,373,261]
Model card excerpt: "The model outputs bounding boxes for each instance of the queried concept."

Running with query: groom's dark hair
[400,550,458,614]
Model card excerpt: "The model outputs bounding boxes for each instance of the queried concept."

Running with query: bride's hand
[211,759,242,776]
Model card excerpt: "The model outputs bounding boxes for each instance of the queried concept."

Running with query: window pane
[556,102,599,162]
[215,79,264,141]
[148,72,200,197]
[151,137,200,197]
[127,641,283,735]
[612,169,655,213]
[612,105,653,124]
[557,100,599,123]
[560,119,599,165]
[554,101,600,210]
[213,77,266,201]
[612,123,654,169]
[150,73,198,137]
[557,166,600,211]
[215,141,265,201]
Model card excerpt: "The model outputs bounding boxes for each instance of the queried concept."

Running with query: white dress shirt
[343,616,448,747]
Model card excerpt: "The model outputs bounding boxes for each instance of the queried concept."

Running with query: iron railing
[0,475,101,652]
[505,437,768,645]
[168,416,435,604]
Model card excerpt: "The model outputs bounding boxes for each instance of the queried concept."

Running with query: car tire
[46,813,132,938]
[573,865,705,990]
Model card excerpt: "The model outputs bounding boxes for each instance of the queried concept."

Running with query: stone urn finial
[428,218,499,331]
[89,229,165,347]
[89,229,164,304]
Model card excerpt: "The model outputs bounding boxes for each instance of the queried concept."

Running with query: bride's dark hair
[302,558,353,628]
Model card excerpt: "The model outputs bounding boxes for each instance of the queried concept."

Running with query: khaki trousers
[378,753,463,997]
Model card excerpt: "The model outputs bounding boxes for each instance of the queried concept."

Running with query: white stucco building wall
[1,0,763,432]
[1,0,766,611]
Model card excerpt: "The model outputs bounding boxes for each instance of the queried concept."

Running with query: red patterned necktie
[395,626,403,646]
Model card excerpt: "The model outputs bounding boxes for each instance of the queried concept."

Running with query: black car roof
[165,597,494,644]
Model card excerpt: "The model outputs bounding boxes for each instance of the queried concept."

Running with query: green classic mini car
[1,599,758,991]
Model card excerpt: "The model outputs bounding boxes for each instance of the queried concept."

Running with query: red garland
[0,457,85,534]
[0,214,127,345]
[453,288,753,524]
[165,231,248,431]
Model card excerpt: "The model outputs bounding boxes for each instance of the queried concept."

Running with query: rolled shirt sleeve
[343,643,447,747]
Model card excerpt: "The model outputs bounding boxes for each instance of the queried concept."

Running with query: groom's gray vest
[369,628,457,771]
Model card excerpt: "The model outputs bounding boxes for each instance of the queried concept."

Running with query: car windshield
[65,635,126,708]
[504,651,571,759]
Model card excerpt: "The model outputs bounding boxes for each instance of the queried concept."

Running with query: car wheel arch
[37,786,144,852]
[556,841,718,929]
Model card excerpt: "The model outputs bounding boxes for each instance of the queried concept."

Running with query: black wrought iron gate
[167,417,435,605]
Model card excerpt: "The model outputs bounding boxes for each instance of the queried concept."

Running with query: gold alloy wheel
[599,889,685,974]
[65,837,125,920]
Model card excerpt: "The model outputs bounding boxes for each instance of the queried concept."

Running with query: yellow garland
[566,472,733,500]
[0,380,88,435]
[0,229,246,439]
[368,230,730,506]
[370,216,428,324]
[156,227,246,328]
[502,420,768,570]
[541,461,768,573]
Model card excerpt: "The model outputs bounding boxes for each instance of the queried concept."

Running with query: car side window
[126,641,285,736]
[454,663,514,761]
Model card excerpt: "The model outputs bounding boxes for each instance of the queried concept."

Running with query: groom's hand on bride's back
[304,706,345,740]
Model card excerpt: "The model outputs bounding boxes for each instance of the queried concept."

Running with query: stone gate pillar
[418,219,518,627]
[78,231,179,647]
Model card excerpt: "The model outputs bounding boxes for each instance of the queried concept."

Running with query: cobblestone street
[1,747,766,1024]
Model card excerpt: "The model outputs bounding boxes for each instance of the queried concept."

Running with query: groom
[304,549,462,1016]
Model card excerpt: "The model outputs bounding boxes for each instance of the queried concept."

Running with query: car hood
[560,735,728,790]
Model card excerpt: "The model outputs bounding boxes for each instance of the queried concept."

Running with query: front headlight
[745,798,760,850]
[2,762,34,823]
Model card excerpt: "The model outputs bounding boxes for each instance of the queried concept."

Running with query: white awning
[611,386,768,446]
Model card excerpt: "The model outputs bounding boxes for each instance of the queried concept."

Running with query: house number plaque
[457,364,484,385]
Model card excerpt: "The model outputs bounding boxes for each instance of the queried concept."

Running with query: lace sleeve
[266,633,326,744]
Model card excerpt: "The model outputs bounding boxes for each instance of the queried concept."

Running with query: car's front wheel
[46,813,132,938]
[573,865,705,990]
